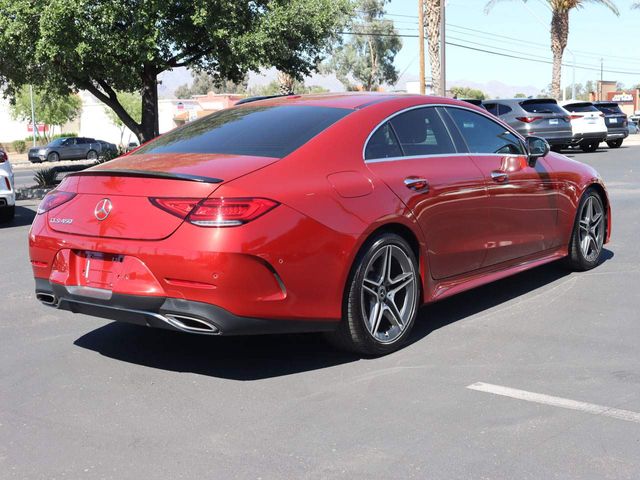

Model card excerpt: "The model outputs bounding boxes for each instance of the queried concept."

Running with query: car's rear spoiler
[68,169,223,184]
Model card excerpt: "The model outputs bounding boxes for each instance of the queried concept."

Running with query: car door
[442,106,559,267]
[62,138,81,159]
[364,106,490,279]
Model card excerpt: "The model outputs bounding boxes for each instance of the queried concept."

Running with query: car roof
[560,100,593,106]
[234,92,484,110]
[484,98,557,104]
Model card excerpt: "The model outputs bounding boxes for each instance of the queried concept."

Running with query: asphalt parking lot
[1,146,639,479]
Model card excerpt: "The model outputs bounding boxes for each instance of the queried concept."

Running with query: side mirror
[525,136,550,167]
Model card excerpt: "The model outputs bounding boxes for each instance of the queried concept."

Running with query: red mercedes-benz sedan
[29,94,611,355]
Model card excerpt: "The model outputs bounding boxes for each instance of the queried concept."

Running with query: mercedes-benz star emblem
[94,198,112,221]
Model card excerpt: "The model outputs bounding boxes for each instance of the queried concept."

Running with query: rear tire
[580,142,599,153]
[0,205,15,223]
[565,188,606,271]
[326,233,420,356]
[606,139,623,148]
[86,149,98,160]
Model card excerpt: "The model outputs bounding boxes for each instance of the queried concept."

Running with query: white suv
[560,101,608,152]
[0,149,16,222]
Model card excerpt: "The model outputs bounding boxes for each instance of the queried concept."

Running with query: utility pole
[418,0,425,95]
[439,0,446,96]
[600,58,603,101]
[29,85,36,147]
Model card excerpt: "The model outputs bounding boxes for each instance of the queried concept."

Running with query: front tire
[327,233,420,356]
[565,189,606,271]
[47,152,60,162]
[606,139,623,148]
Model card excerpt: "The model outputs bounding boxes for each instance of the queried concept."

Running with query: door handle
[404,177,429,193]
[491,171,508,183]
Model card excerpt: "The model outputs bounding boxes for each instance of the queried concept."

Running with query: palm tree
[485,1,619,100]
[423,0,442,95]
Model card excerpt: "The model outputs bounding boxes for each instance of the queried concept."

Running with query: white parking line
[467,382,640,424]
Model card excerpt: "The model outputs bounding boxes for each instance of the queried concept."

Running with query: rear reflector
[149,197,279,227]
[4,177,10,190]
[516,116,542,123]
[37,191,76,214]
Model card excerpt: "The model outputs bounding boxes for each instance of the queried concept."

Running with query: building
[0,91,243,148]
[591,81,640,117]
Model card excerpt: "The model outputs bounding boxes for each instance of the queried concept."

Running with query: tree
[104,92,142,148]
[0,0,351,143]
[10,86,82,141]
[450,86,487,100]
[514,92,527,98]
[175,72,249,99]
[485,0,619,100]
[423,0,442,95]
[325,0,402,91]
[250,80,329,96]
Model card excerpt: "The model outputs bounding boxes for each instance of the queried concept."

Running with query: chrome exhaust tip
[36,292,57,306]
[164,314,219,334]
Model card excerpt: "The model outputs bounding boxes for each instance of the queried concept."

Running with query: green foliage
[450,86,487,100]
[249,80,330,96]
[323,0,402,91]
[12,140,26,153]
[33,168,58,187]
[514,92,527,98]
[104,91,142,147]
[9,86,82,140]
[175,72,249,99]
[0,0,352,142]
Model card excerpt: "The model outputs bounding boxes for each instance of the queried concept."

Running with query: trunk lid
[47,153,278,240]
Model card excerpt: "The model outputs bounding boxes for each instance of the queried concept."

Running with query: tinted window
[594,103,623,115]
[446,108,524,155]
[484,103,498,116]
[564,103,599,113]
[520,100,565,114]
[365,122,402,160]
[135,105,351,158]
[389,107,456,156]
[498,104,512,115]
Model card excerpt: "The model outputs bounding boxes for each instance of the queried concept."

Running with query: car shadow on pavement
[0,206,36,229]
[74,251,613,381]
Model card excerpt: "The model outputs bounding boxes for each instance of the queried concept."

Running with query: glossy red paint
[29,93,611,331]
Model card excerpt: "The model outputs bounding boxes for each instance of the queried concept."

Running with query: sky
[387,0,640,92]
[162,0,640,98]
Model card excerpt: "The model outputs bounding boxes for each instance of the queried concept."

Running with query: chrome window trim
[363,103,525,163]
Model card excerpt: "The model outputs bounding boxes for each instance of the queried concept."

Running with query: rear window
[595,103,624,115]
[520,100,565,114]
[134,105,351,158]
[563,103,599,113]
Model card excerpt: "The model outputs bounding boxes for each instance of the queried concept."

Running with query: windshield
[134,105,351,158]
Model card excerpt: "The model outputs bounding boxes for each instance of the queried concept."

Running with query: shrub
[13,140,26,153]
[33,168,58,187]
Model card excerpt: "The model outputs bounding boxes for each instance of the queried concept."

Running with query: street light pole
[439,0,446,96]
[418,0,425,95]
[29,85,36,147]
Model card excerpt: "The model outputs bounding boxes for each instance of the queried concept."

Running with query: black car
[593,101,629,148]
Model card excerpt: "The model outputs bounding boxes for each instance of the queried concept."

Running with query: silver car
[0,149,15,222]
[482,98,573,150]
[28,137,117,163]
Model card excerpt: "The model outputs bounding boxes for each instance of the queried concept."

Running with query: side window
[389,107,456,156]
[446,108,524,155]
[498,104,512,115]
[364,122,402,160]
[484,103,498,116]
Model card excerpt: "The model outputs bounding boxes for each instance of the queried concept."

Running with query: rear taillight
[516,116,542,123]
[150,197,279,227]
[569,115,582,120]
[598,113,604,117]
[0,151,7,163]
[4,177,10,190]
[37,191,76,214]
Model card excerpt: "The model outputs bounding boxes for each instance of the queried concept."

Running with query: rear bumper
[35,278,338,335]
[605,128,629,141]
[569,132,608,145]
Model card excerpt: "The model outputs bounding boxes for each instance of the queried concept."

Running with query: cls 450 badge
[49,217,73,224]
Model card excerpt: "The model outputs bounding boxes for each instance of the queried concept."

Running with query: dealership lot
[1,147,639,479]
